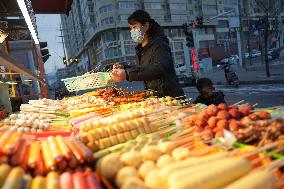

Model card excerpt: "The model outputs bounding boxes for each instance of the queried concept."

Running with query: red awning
[0,0,73,16]
[31,0,73,15]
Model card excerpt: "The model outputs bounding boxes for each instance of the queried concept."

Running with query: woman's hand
[112,68,126,82]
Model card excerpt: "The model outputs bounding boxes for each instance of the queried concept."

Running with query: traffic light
[186,31,194,48]
[196,16,204,28]
[63,57,67,65]
[39,41,51,63]
[69,58,73,63]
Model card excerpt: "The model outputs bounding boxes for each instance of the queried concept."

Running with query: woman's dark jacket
[125,22,184,98]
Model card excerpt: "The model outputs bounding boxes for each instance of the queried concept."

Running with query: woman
[112,10,184,98]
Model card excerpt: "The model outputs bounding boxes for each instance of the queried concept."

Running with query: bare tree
[253,0,282,77]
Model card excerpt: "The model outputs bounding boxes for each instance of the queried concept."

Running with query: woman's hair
[128,10,162,38]
[196,78,214,91]
[128,10,151,25]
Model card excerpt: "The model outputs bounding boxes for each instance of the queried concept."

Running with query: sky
[36,14,65,75]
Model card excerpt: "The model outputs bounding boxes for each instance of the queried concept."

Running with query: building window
[99,4,112,14]
[223,0,237,5]
[90,16,95,23]
[144,2,163,9]
[218,20,229,28]
[118,14,129,21]
[224,7,235,12]
[105,47,120,58]
[206,27,214,34]
[125,45,136,55]
[88,4,94,12]
[122,30,131,40]
[171,15,188,22]
[174,42,183,51]
[96,51,104,63]
[217,32,229,39]
[170,4,187,11]
[202,5,217,11]
[165,28,184,38]
[118,1,135,9]
[101,17,114,26]
[102,31,118,43]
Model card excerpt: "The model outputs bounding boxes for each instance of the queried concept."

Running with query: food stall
[0,81,284,188]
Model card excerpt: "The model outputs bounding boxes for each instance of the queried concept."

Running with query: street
[184,84,284,108]
[119,81,284,107]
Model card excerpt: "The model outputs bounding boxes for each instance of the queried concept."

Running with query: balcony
[197,34,215,41]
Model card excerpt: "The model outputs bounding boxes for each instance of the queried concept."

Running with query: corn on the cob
[223,169,276,189]
[168,157,252,189]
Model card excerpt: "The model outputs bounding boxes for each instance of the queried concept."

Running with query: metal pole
[60,24,67,59]
[237,0,246,69]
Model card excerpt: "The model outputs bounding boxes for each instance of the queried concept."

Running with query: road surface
[184,84,284,108]
[118,81,284,107]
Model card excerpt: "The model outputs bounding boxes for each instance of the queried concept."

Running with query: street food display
[0,86,284,188]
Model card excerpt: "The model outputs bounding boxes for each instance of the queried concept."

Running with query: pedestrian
[193,78,225,106]
[112,10,184,98]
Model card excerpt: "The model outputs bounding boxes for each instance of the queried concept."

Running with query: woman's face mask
[130,27,145,43]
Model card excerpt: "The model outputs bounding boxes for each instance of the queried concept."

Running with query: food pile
[0,132,93,175]
[0,165,103,189]
[90,88,146,105]
[95,132,284,189]
[20,98,67,115]
[183,103,272,139]
[0,113,51,133]
[236,117,284,146]
[79,110,158,150]
[1,85,284,189]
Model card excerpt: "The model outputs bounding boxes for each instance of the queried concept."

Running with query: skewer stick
[252,103,258,107]
[232,100,245,106]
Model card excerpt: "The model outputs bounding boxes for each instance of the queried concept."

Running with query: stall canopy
[0,50,40,81]
[0,0,73,16]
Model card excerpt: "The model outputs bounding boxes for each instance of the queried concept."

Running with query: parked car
[250,49,261,58]
[219,58,230,65]
[177,72,198,87]
[245,53,250,58]
[229,55,239,64]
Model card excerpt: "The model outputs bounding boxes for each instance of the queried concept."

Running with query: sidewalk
[200,64,284,85]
